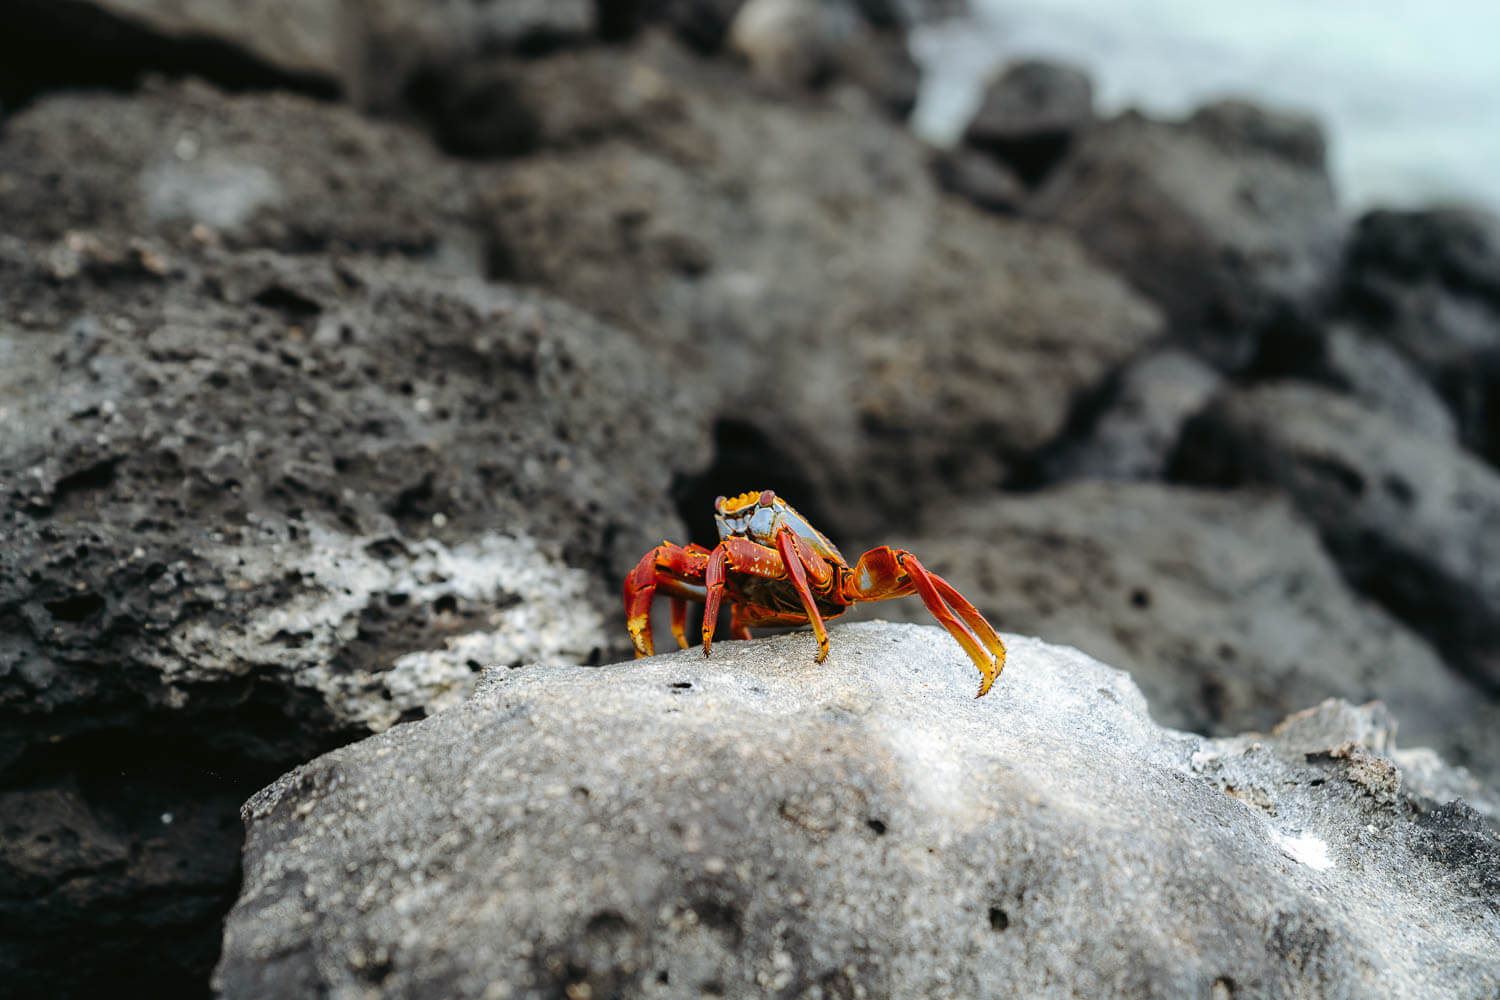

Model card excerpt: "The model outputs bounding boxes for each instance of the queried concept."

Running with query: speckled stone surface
[216,623,1500,1000]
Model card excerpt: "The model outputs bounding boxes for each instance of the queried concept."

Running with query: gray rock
[1032,102,1342,369]
[480,38,1163,539]
[1174,381,1500,692]
[0,0,597,113]
[728,0,839,91]
[0,0,347,102]
[865,481,1492,782]
[1341,207,1500,464]
[215,623,1500,999]
[1043,348,1222,480]
[351,0,598,110]
[1320,323,1458,441]
[0,244,707,996]
[0,78,477,263]
[1188,98,1328,171]
[963,59,1094,184]
[831,21,922,119]
[931,145,1026,215]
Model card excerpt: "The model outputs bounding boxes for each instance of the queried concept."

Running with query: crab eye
[757,490,775,507]
[714,495,726,510]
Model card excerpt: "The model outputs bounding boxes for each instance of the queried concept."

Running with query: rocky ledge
[215,623,1499,1000]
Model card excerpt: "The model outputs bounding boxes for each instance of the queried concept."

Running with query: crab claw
[846,547,1006,697]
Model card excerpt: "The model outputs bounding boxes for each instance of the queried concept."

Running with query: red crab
[624,490,1007,697]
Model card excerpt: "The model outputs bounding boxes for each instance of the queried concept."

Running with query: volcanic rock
[870,481,1493,783]
[214,623,1500,999]
[1032,100,1341,369]
[1174,381,1500,692]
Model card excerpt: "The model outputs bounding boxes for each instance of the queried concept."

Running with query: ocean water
[909,0,1500,215]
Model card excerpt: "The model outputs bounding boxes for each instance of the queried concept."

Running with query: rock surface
[1174,381,1500,692]
[868,481,1493,782]
[962,59,1094,185]
[481,39,1163,538]
[1033,102,1341,368]
[1340,207,1500,465]
[1314,324,1460,442]
[0,78,476,261]
[215,623,1500,1000]
[0,241,706,996]
[1041,348,1223,481]
[0,0,345,107]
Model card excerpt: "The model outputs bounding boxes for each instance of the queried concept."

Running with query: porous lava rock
[0,240,707,997]
[215,623,1500,999]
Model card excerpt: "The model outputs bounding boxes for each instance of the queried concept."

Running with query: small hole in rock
[988,906,1010,931]
[670,681,693,690]
[45,592,105,622]
[1129,588,1151,609]
[433,594,458,615]
[866,818,887,835]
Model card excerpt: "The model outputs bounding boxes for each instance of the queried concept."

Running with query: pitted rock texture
[0,242,706,997]
[215,623,1500,1000]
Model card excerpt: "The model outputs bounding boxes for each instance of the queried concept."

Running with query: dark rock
[1032,102,1342,369]
[0,0,344,108]
[0,243,707,997]
[1188,98,1327,171]
[932,146,1026,214]
[351,0,598,110]
[830,21,922,119]
[477,39,1163,541]
[723,0,920,113]
[619,0,749,52]
[963,59,1094,185]
[1341,207,1500,465]
[215,624,1500,999]
[1042,348,1222,480]
[871,481,1491,780]
[1173,382,1500,692]
[1317,324,1459,441]
[0,78,477,264]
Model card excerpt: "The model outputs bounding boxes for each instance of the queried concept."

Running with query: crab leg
[669,597,691,651]
[773,527,836,663]
[729,604,752,641]
[624,542,711,657]
[844,547,1006,698]
[699,537,807,656]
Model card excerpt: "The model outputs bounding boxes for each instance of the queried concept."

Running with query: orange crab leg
[774,526,835,663]
[701,536,806,657]
[844,547,1006,698]
[669,597,691,651]
[624,542,711,657]
[729,604,752,641]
